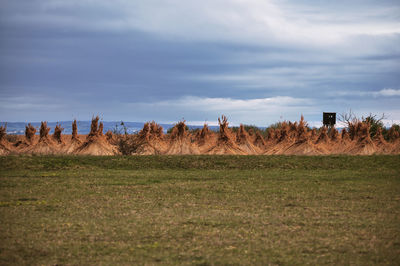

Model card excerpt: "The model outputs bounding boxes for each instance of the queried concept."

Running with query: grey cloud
[0,0,399,124]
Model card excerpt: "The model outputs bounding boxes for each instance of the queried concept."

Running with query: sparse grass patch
[0,155,399,265]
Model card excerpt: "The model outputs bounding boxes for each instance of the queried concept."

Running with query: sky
[0,0,399,127]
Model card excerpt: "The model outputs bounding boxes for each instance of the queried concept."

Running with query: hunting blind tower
[323,112,336,127]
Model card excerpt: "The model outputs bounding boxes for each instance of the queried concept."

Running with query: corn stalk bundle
[25,124,36,143]
[72,120,79,140]
[0,124,6,142]
[53,124,64,143]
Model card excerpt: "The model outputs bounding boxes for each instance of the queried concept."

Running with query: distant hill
[0,121,220,135]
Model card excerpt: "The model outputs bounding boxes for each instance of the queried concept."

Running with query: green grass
[0,155,399,265]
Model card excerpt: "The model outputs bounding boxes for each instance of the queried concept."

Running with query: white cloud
[0,95,66,111]
[140,95,308,110]
[330,88,400,98]
[128,96,317,126]
[382,119,400,127]
[3,0,400,48]
[1,1,399,124]
[376,88,400,96]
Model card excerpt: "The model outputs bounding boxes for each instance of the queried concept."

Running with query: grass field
[0,155,399,265]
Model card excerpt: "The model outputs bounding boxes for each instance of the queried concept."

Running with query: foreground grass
[0,155,399,265]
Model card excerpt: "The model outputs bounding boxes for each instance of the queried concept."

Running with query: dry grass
[24,124,36,143]
[39,122,50,140]
[388,126,400,141]
[98,122,104,136]
[0,124,6,141]
[2,116,400,155]
[88,116,100,137]
[72,120,78,140]
[52,124,63,143]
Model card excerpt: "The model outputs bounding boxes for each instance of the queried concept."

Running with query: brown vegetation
[387,126,400,141]
[129,121,167,155]
[72,120,79,140]
[21,122,59,154]
[105,130,113,141]
[166,121,200,154]
[1,115,400,156]
[98,122,104,136]
[0,124,6,142]
[74,116,119,155]
[53,124,64,143]
[207,116,245,154]
[235,124,260,154]
[0,124,10,155]
[25,124,36,143]
[39,121,50,140]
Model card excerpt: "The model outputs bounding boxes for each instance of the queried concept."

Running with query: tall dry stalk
[236,124,249,144]
[387,126,400,141]
[330,127,339,141]
[316,126,329,143]
[72,120,78,140]
[139,122,151,140]
[341,128,349,140]
[373,127,386,144]
[98,122,104,136]
[150,121,164,138]
[0,124,6,141]
[88,116,100,137]
[25,124,36,142]
[105,130,113,140]
[254,131,266,146]
[218,115,234,143]
[39,121,50,140]
[266,128,276,141]
[170,121,187,139]
[296,115,308,142]
[53,124,64,143]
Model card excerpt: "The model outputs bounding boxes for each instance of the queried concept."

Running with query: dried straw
[373,127,386,144]
[296,116,308,142]
[150,121,164,138]
[25,123,36,142]
[53,124,64,143]
[72,120,78,140]
[236,124,249,144]
[217,115,235,143]
[341,128,350,141]
[254,131,266,146]
[316,126,329,143]
[387,126,400,141]
[105,130,113,140]
[39,121,50,140]
[139,122,151,140]
[330,127,339,141]
[0,124,6,141]
[88,116,100,137]
[98,122,104,136]
[170,120,187,139]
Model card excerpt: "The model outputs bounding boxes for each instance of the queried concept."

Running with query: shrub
[362,113,385,138]
[112,121,129,136]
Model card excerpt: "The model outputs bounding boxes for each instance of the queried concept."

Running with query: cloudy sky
[1,0,399,126]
